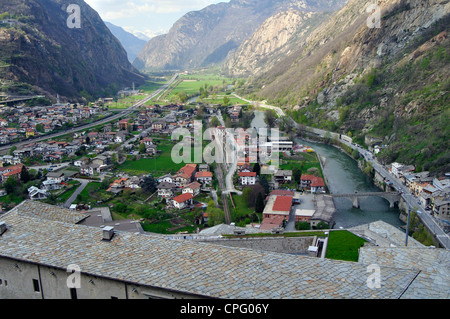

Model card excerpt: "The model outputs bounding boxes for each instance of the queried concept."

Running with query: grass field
[118,140,187,176]
[325,231,368,262]
[280,152,324,178]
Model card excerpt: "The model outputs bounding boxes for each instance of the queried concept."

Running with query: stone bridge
[332,192,401,209]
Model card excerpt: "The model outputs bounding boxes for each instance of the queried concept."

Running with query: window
[33,279,40,292]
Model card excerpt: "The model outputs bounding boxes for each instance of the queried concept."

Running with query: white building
[239,172,257,186]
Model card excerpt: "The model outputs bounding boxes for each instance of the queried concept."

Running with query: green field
[325,231,368,262]
[280,152,324,178]
[118,140,188,176]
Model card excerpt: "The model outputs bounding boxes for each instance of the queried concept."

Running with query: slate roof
[359,247,450,299]
[0,201,448,299]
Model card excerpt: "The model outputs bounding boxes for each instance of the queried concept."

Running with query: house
[157,182,177,199]
[158,174,174,184]
[173,164,197,187]
[434,198,450,222]
[172,193,194,210]
[195,171,213,186]
[26,128,35,138]
[46,172,66,184]
[119,119,130,131]
[239,172,257,186]
[74,157,90,167]
[28,186,49,201]
[311,177,326,194]
[274,170,292,185]
[115,131,128,143]
[152,120,166,132]
[301,175,326,193]
[262,195,293,221]
[0,164,24,183]
[182,182,202,197]
[80,163,101,176]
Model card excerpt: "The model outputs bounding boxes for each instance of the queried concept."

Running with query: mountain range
[105,22,147,63]
[133,0,348,71]
[0,0,145,102]
[129,0,449,174]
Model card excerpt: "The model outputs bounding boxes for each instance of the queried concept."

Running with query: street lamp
[405,206,411,247]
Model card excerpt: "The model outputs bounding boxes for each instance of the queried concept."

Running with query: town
[0,74,449,244]
[0,76,450,298]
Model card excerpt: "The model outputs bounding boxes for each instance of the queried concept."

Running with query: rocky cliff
[134,0,348,71]
[0,0,145,102]
[244,0,449,174]
[224,10,329,77]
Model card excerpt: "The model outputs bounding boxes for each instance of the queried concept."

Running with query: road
[64,179,89,208]
[236,94,450,248]
[338,139,450,248]
[232,93,285,117]
[0,74,179,154]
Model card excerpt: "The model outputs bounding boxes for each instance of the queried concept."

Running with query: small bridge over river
[331,192,401,209]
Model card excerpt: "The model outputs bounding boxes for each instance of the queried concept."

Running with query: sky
[84,0,227,40]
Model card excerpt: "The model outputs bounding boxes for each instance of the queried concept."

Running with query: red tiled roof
[269,190,294,197]
[185,181,201,190]
[239,172,256,177]
[173,193,194,204]
[195,171,213,178]
[311,177,325,187]
[272,196,293,212]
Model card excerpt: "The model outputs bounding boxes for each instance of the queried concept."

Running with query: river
[251,111,404,229]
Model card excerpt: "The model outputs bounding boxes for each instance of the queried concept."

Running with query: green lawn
[228,194,256,226]
[118,141,186,176]
[325,231,368,262]
[280,152,324,178]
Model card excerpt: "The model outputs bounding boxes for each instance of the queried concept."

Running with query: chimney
[102,226,115,241]
[0,222,7,236]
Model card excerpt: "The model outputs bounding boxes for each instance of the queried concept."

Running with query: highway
[0,74,179,154]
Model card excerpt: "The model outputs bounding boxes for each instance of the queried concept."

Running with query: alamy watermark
[367,264,382,289]
[367,4,381,29]
[67,4,81,29]
[66,264,81,289]
[171,121,280,167]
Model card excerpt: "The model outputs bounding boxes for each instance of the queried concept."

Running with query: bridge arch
[332,193,400,209]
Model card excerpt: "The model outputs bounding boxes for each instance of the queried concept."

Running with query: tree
[253,163,261,176]
[20,165,31,183]
[255,192,265,214]
[223,96,231,106]
[139,143,146,154]
[293,167,302,184]
[259,176,270,195]
[210,116,220,127]
[242,187,252,206]
[4,177,17,194]
[264,109,277,128]
[141,175,157,193]
[36,124,45,133]
[9,146,17,156]
[206,200,225,226]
